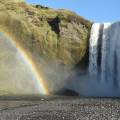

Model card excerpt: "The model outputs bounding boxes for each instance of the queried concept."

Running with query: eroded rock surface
[0,0,92,93]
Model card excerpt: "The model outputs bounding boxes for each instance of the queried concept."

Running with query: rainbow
[0,31,49,95]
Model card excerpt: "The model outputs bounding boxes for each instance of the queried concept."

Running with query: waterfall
[89,23,101,75]
[89,22,120,89]
[57,22,120,97]
[60,22,120,97]
[100,23,111,82]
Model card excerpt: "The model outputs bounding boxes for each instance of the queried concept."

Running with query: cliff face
[0,1,92,67]
[0,0,92,93]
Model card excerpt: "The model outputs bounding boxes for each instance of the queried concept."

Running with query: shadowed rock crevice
[48,17,60,36]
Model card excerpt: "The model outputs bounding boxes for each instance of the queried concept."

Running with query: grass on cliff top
[0,1,92,67]
[0,0,92,29]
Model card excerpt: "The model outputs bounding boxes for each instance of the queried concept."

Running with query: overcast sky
[27,0,120,22]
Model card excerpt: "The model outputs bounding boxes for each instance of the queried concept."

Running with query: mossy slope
[0,0,92,92]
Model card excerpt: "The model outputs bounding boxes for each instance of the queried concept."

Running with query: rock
[54,89,79,96]
[0,1,92,93]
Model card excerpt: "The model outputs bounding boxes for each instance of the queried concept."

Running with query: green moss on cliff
[0,1,92,92]
[0,1,92,68]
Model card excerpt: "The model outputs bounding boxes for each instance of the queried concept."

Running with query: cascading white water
[89,22,120,90]
[100,23,111,82]
[89,23,101,75]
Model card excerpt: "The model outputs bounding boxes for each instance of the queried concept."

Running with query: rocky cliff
[0,0,92,66]
[0,0,92,93]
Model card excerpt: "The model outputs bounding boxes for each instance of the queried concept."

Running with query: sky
[27,0,120,22]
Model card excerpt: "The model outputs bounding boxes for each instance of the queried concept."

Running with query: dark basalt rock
[54,89,79,96]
